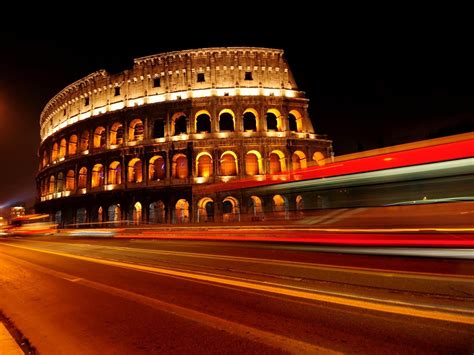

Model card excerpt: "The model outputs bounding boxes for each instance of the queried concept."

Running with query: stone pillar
[103,161,109,186]
[123,120,129,143]
[280,107,288,133]
[186,55,192,89]
[74,162,79,194]
[215,193,222,223]
[86,162,92,191]
[105,125,110,149]
[144,116,149,142]
[213,149,220,177]
[189,109,196,134]
[187,143,193,179]
[166,112,171,137]
[238,144,245,178]
[144,154,149,185]
[211,98,218,133]
[121,154,127,186]
[261,107,267,132]
[191,151,197,178]
[165,151,171,179]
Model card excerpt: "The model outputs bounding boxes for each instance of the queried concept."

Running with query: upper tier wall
[40,47,303,142]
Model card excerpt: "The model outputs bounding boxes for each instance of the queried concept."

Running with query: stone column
[105,125,110,149]
[144,153,149,186]
[165,151,171,179]
[213,149,220,177]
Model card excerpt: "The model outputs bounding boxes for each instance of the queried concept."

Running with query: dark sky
[0,28,473,208]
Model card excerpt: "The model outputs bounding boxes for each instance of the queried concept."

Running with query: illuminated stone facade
[36,47,332,225]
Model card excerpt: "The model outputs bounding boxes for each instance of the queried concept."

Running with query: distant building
[36,47,332,226]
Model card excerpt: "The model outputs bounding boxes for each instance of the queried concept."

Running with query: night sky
[0,28,473,209]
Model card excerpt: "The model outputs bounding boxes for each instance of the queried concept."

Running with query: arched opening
[48,175,55,194]
[288,113,297,132]
[197,197,214,223]
[175,199,189,224]
[128,158,143,183]
[42,179,48,196]
[42,150,49,168]
[222,196,240,222]
[93,126,106,149]
[220,151,237,176]
[80,131,89,152]
[195,110,211,133]
[78,167,87,189]
[148,156,165,181]
[312,151,326,166]
[57,172,64,192]
[266,109,282,131]
[196,152,213,177]
[91,164,104,188]
[153,120,165,138]
[245,150,262,176]
[110,122,124,145]
[68,135,78,156]
[222,201,232,214]
[66,170,75,191]
[97,206,103,223]
[76,208,87,225]
[172,112,187,135]
[249,196,264,220]
[243,108,258,131]
[149,201,165,224]
[132,202,142,224]
[108,204,121,225]
[59,138,67,159]
[108,161,122,185]
[172,154,188,179]
[51,142,59,161]
[219,109,235,131]
[269,150,286,173]
[270,153,280,173]
[129,119,144,141]
[296,195,304,211]
[292,151,307,170]
[273,195,288,213]
[289,110,303,132]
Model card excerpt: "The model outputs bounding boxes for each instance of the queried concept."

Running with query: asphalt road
[0,237,473,354]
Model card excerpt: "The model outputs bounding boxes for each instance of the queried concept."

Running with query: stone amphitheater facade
[36,47,332,226]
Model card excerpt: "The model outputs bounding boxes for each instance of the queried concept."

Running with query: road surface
[0,237,473,354]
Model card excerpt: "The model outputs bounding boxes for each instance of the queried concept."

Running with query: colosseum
[36,47,333,226]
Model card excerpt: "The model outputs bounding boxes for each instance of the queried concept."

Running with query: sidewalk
[0,323,23,355]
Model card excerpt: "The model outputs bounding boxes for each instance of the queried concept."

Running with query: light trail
[3,242,474,325]
[115,230,474,248]
[19,240,474,281]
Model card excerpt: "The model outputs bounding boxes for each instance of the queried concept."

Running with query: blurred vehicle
[195,133,473,215]
[7,214,57,236]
